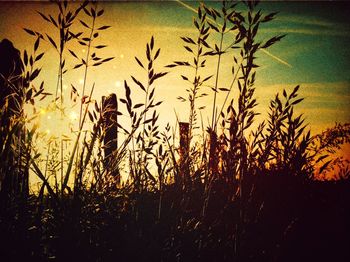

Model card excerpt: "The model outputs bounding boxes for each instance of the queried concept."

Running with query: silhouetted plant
[308,122,350,179]
[250,86,309,177]
[0,36,49,202]
[1,1,349,262]
[166,5,210,149]
[23,0,115,197]
[120,36,168,192]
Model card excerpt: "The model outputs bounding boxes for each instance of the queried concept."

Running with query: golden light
[45,129,50,134]
[79,79,84,84]
[120,54,124,59]
[69,111,78,121]
[115,81,121,87]
[47,115,51,120]
[40,108,46,115]
[63,84,68,90]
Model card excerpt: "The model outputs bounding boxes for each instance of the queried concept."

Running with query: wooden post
[179,122,190,187]
[209,130,218,176]
[102,94,119,181]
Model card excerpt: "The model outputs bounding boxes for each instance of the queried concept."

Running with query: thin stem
[188,29,202,147]
[140,54,152,190]
[211,32,224,131]
[142,83,150,143]
[214,56,244,130]
[59,52,64,197]
[79,14,96,129]
[54,65,60,106]
[131,116,137,184]
[44,142,51,178]
[75,10,96,185]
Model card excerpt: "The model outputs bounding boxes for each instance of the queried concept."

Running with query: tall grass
[0,0,349,261]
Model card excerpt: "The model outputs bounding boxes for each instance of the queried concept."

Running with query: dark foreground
[1,175,349,262]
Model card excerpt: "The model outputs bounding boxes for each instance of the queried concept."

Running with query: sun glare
[69,111,78,121]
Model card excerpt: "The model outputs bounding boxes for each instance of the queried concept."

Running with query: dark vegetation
[1,1,349,261]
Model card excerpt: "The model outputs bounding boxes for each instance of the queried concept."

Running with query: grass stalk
[210,34,224,131]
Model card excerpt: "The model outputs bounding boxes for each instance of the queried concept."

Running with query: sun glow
[69,111,78,121]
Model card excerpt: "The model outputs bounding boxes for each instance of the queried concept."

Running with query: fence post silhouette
[102,93,119,183]
[179,122,190,187]
[209,130,219,176]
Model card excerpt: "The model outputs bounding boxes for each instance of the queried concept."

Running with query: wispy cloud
[261,27,350,38]
[268,13,350,37]
[277,15,336,28]
[301,81,350,98]
[256,81,350,99]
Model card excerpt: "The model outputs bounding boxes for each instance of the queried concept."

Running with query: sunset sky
[2,4,349,259]
[0,0,349,159]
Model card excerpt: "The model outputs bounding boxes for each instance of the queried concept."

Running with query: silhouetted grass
[0,1,349,262]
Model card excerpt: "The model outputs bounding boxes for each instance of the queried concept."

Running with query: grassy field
[0,1,349,261]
